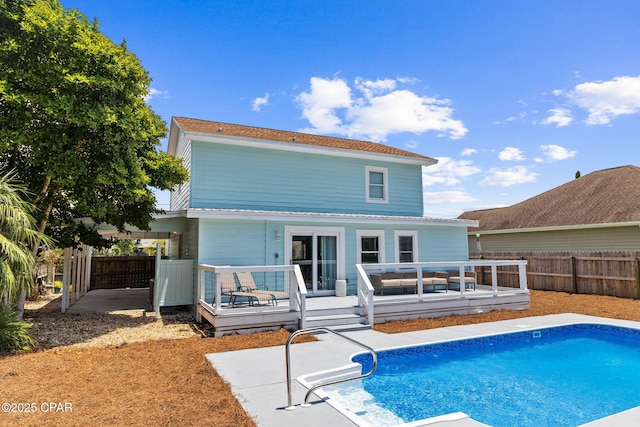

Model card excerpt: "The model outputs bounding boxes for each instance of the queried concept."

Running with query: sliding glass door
[317,235,337,292]
[286,227,343,295]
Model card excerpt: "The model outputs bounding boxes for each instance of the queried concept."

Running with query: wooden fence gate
[90,256,155,289]
[61,245,92,313]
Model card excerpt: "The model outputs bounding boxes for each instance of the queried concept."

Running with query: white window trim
[284,225,346,281]
[365,166,389,204]
[394,230,418,264]
[356,230,386,265]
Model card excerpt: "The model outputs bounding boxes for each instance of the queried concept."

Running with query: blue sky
[62,0,640,217]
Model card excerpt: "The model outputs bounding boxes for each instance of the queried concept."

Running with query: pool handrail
[285,327,378,410]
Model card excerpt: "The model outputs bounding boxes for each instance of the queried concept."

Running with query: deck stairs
[304,304,370,331]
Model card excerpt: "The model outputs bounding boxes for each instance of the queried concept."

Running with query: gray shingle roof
[458,165,640,231]
[172,117,434,161]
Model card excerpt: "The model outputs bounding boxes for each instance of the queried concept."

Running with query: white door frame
[284,225,345,296]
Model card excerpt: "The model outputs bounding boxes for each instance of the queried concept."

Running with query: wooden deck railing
[356,260,529,324]
[471,251,640,299]
[197,264,307,325]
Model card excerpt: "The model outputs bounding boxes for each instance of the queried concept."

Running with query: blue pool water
[330,324,640,427]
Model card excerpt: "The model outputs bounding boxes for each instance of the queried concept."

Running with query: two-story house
[164,117,477,297]
[72,116,528,335]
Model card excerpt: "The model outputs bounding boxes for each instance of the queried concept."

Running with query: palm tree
[0,172,49,350]
[0,172,48,306]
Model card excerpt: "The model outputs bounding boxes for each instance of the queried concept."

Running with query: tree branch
[33,175,52,207]
[31,200,54,255]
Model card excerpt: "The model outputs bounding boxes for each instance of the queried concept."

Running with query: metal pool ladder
[285,326,378,410]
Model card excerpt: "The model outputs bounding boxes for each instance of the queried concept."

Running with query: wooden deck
[198,285,530,337]
[370,285,529,323]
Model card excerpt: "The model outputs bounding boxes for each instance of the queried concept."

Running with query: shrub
[0,306,36,352]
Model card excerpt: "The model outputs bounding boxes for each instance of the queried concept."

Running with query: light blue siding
[170,132,191,210]
[195,219,470,295]
[421,226,470,261]
[198,219,270,266]
[189,141,424,216]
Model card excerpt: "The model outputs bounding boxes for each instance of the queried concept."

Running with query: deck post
[288,268,296,312]
[214,271,222,311]
[491,264,498,295]
[518,263,528,290]
[291,265,307,329]
[416,266,423,297]
[367,289,374,325]
[356,273,364,307]
[198,268,206,312]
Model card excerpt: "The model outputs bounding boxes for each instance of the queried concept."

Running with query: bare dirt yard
[3,290,640,426]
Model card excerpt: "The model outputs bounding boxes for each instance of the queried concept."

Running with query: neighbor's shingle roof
[172,117,434,161]
[458,165,640,231]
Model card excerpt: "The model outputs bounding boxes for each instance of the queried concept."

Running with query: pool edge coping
[206,313,640,427]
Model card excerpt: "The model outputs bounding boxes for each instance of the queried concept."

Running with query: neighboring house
[162,117,477,297]
[458,165,640,252]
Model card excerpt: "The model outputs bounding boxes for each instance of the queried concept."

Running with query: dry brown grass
[3,290,640,426]
[374,289,640,333]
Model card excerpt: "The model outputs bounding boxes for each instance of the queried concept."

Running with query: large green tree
[0,0,188,249]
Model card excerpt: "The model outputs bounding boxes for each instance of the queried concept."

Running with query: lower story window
[395,231,418,263]
[361,236,380,263]
[357,230,385,265]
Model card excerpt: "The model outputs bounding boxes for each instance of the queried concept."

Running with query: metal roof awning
[73,215,188,239]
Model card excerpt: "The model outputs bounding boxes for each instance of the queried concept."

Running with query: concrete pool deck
[206,314,640,427]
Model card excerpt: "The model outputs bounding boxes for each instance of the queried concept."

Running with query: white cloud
[405,140,418,149]
[296,76,468,141]
[539,144,576,161]
[354,77,396,99]
[508,112,527,122]
[566,75,640,124]
[397,76,420,84]
[479,166,538,187]
[422,157,481,187]
[252,93,270,112]
[493,112,526,125]
[498,147,525,161]
[297,77,352,134]
[461,148,477,156]
[424,190,477,204]
[144,87,168,102]
[423,190,480,218]
[541,108,573,127]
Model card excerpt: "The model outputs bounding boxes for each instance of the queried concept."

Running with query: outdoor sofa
[369,270,476,295]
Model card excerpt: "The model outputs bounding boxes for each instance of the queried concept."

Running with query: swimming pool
[305,324,640,427]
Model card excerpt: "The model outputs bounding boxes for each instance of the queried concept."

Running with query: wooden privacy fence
[90,256,155,289]
[471,251,640,299]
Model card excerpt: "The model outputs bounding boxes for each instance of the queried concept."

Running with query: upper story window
[366,166,388,204]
